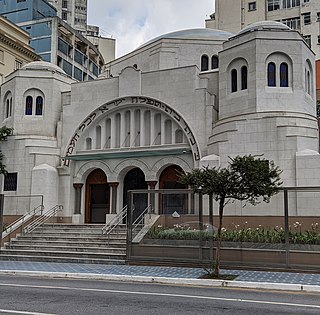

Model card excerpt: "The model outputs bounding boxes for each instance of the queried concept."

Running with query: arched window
[307,70,311,95]
[164,120,172,144]
[201,55,209,71]
[4,92,12,118]
[280,63,289,87]
[267,62,276,87]
[241,66,248,90]
[35,96,43,115]
[6,99,10,118]
[231,69,237,93]
[96,126,101,149]
[25,96,33,115]
[211,56,219,69]
[9,98,12,117]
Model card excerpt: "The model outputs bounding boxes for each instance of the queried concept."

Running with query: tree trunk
[208,194,214,268]
[214,197,225,277]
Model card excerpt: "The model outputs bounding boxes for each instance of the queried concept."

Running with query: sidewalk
[0,261,320,293]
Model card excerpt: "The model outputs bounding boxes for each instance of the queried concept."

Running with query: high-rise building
[47,0,115,63]
[47,0,88,34]
[206,0,320,99]
[0,0,105,81]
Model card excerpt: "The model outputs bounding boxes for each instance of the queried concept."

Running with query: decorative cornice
[0,33,39,61]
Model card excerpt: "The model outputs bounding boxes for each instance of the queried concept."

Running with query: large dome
[21,61,66,75]
[140,28,233,48]
[238,21,291,35]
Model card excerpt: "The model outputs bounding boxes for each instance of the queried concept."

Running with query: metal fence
[126,188,320,271]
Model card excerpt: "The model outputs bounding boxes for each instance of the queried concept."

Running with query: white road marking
[0,309,57,315]
[0,282,319,310]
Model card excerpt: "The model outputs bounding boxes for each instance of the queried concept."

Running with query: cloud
[88,0,214,57]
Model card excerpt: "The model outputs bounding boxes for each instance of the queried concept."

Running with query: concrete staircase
[0,224,127,264]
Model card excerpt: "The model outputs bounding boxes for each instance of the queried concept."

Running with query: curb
[1,270,320,293]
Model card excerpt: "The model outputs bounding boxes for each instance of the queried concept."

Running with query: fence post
[126,191,133,262]
[0,194,4,249]
[284,189,290,268]
[198,191,203,261]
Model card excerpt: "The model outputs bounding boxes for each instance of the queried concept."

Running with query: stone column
[146,181,157,214]
[120,112,126,147]
[140,110,145,147]
[130,110,136,146]
[161,114,166,145]
[100,120,106,149]
[110,115,116,148]
[150,111,155,145]
[109,182,119,214]
[73,183,83,215]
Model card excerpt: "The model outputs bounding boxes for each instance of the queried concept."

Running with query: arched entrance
[159,165,187,214]
[85,169,110,223]
[123,168,148,220]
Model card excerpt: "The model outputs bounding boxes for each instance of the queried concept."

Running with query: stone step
[17,235,126,242]
[2,222,129,265]
[0,254,125,265]
[29,230,127,236]
[0,249,125,260]
[9,239,126,248]
[33,228,127,234]
[38,223,127,230]
[7,244,126,254]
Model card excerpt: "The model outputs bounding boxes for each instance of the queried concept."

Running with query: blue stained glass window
[241,66,248,90]
[280,62,289,87]
[231,69,237,92]
[268,62,276,87]
[201,55,209,71]
[212,56,219,69]
[25,96,33,115]
[36,96,43,115]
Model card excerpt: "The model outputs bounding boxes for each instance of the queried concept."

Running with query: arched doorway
[159,165,187,214]
[123,168,148,220]
[85,169,110,223]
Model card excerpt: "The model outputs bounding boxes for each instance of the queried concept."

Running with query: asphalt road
[0,275,319,314]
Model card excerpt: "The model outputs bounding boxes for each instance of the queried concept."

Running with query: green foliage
[180,155,282,205]
[179,154,282,277]
[147,224,320,245]
[317,100,320,118]
[0,126,13,175]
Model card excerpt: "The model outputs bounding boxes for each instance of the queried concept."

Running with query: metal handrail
[132,204,152,236]
[1,204,44,240]
[102,205,127,235]
[23,205,63,234]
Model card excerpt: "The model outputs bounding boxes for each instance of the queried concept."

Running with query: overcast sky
[87,0,214,57]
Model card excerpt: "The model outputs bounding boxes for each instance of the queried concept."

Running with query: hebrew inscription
[62,96,201,166]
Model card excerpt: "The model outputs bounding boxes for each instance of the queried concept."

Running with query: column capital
[73,183,83,189]
[109,182,119,188]
[146,181,157,189]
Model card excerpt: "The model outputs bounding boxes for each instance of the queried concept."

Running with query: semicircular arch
[113,159,151,182]
[62,96,201,167]
[74,161,112,183]
[152,157,193,180]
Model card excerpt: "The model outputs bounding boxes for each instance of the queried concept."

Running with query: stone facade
[1,23,319,223]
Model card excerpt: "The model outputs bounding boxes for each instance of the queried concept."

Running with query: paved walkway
[0,261,320,287]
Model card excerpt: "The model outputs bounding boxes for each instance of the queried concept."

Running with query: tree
[0,126,13,175]
[180,155,282,277]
